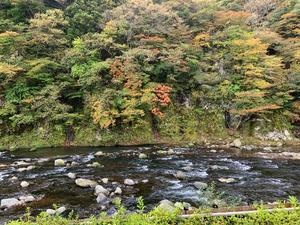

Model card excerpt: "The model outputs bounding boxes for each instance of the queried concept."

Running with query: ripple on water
[219,158,252,171]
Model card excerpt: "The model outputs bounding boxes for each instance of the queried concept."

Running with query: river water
[0,146,300,223]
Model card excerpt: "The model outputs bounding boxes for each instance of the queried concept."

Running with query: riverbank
[1,124,299,151]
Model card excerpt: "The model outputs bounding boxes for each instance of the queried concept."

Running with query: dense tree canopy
[0,0,299,141]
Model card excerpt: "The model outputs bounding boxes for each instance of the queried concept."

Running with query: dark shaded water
[1,146,300,223]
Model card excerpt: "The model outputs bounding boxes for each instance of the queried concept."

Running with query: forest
[0,0,299,148]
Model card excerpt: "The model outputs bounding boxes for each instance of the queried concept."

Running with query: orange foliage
[154,84,172,106]
[151,107,164,118]
[110,59,125,80]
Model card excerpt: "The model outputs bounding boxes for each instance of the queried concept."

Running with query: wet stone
[75,178,97,188]
[124,179,135,186]
[54,159,65,167]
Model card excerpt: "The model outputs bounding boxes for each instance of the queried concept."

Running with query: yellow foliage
[235,90,266,98]
[252,79,273,89]
[193,33,210,47]
[0,63,23,77]
[232,38,268,58]
[0,31,19,37]
[91,100,117,129]
[231,104,281,115]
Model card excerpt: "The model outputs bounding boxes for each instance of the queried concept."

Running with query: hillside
[0,0,299,148]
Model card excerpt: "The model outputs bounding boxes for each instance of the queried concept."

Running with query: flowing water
[1,146,300,223]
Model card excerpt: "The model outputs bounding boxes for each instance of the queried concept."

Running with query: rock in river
[124,179,135,186]
[67,172,76,179]
[101,178,109,184]
[19,195,35,203]
[218,178,236,184]
[114,187,122,195]
[193,181,208,190]
[1,198,22,209]
[139,153,147,159]
[54,159,65,166]
[174,171,187,180]
[20,181,29,188]
[75,178,97,188]
[96,193,108,204]
[94,185,109,195]
[95,151,105,156]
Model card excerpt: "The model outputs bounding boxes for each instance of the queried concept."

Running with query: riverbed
[1,146,300,223]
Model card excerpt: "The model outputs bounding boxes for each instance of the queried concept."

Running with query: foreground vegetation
[0,0,299,147]
[7,200,300,225]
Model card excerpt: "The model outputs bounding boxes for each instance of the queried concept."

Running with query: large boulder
[1,198,22,208]
[75,178,97,188]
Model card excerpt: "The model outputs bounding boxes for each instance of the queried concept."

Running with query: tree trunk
[150,113,160,141]
[64,125,75,147]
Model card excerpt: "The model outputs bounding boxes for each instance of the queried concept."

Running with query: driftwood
[179,207,297,218]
